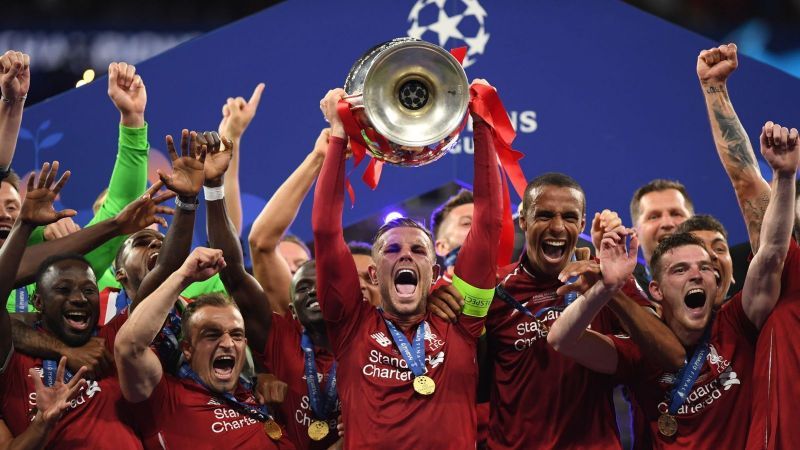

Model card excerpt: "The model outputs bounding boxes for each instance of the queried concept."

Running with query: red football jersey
[485,257,639,450]
[261,312,340,450]
[614,293,756,450]
[0,315,142,449]
[746,240,800,450]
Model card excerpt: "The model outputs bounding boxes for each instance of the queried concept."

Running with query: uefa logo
[407,0,489,68]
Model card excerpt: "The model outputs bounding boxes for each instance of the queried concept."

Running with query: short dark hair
[281,234,311,258]
[181,293,239,340]
[676,214,728,240]
[650,232,707,282]
[347,241,373,256]
[430,189,474,239]
[1,169,20,192]
[372,217,435,260]
[34,253,92,288]
[630,179,694,225]
[521,172,585,216]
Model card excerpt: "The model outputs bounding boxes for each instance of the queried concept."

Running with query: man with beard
[0,163,170,449]
[484,173,684,450]
[312,80,502,448]
[548,118,798,449]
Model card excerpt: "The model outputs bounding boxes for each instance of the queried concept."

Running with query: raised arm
[313,89,362,323]
[0,51,29,171]
[2,163,76,364]
[133,130,206,307]
[203,131,273,351]
[697,43,771,252]
[548,228,640,374]
[742,122,798,329]
[79,62,150,274]
[218,83,264,235]
[115,247,225,402]
[249,128,329,315]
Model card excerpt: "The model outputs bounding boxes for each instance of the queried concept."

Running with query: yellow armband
[452,274,495,318]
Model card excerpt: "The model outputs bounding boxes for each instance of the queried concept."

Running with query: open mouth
[63,310,91,331]
[212,355,236,380]
[541,239,567,262]
[684,288,706,309]
[394,268,418,297]
[146,252,159,271]
[0,225,11,240]
[713,269,721,287]
[306,299,320,311]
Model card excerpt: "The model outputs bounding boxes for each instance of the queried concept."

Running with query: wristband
[175,196,199,211]
[452,274,495,318]
[203,185,225,201]
[1,94,26,104]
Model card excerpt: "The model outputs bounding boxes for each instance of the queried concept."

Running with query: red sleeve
[261,312,300,373]
[610,334,645,382]
[719,292,758,344]
[312,135,364,348]
[780,239,800,298]
[453,120,503,290]
[621,276,656,312]
[99,311,128,354]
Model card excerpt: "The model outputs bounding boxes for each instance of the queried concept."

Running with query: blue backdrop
[15,0,800,247]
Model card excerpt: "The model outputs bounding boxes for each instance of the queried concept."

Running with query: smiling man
[548,118,798,449]
[313,83,502,448]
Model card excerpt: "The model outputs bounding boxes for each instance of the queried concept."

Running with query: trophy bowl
[343,38,469,167]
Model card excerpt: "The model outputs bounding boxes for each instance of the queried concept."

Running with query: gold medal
[413,375,435,395]
[263,419,283,440]
[308,420,330,441]
[657,414,678,437]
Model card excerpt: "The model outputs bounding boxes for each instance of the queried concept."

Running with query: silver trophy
[342,38,469,167]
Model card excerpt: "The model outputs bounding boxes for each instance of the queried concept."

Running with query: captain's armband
[452,274,495,318]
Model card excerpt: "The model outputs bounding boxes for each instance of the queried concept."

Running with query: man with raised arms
[312,79,502,448]
[548,119,798,449]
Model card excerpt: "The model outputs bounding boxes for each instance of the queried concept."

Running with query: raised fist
[697,43,738,85]
[760,121,800,176]
[107,62,146,127]
[176,247,226,283]
[320,88,346,138]
[0,50,30,102]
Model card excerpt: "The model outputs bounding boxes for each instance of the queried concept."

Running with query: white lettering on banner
[211,407,258,433]
[449,111,540,155]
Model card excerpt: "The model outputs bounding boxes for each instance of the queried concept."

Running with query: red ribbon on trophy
[468,83,528,267]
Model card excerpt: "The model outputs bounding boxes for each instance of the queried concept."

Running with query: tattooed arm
[697,43,771,252]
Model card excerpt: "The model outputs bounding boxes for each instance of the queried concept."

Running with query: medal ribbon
[178,363,271,422]
[667,318,713,415]
[42,359,73,387]
[380,313,428,378]
[15,287,29,312]
[300,332,338,421]
[495,256,579,318]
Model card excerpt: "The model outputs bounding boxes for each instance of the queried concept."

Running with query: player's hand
[760,121,800,176]
[427,284,464,323]
[697,43,738,85]
[107,62,146,127]
[112,181,175,234]
[218,83,264,140]
[598,228,639,290]
[43,217,82,241]
[158,130,206,197]
[176,247,226,283]
[0,50,30,102]
[590,209,623,252]
[320,88,346,139]
[62,337,114,380]
[200,131,234,185]
[255,373,288,407]
[20,162,76,226]
[29,357,88,427]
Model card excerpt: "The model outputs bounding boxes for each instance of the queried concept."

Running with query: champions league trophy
[340,38,469,167]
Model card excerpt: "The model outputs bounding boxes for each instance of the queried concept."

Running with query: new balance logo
[371,332,392,347]
[207,398,222,406]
